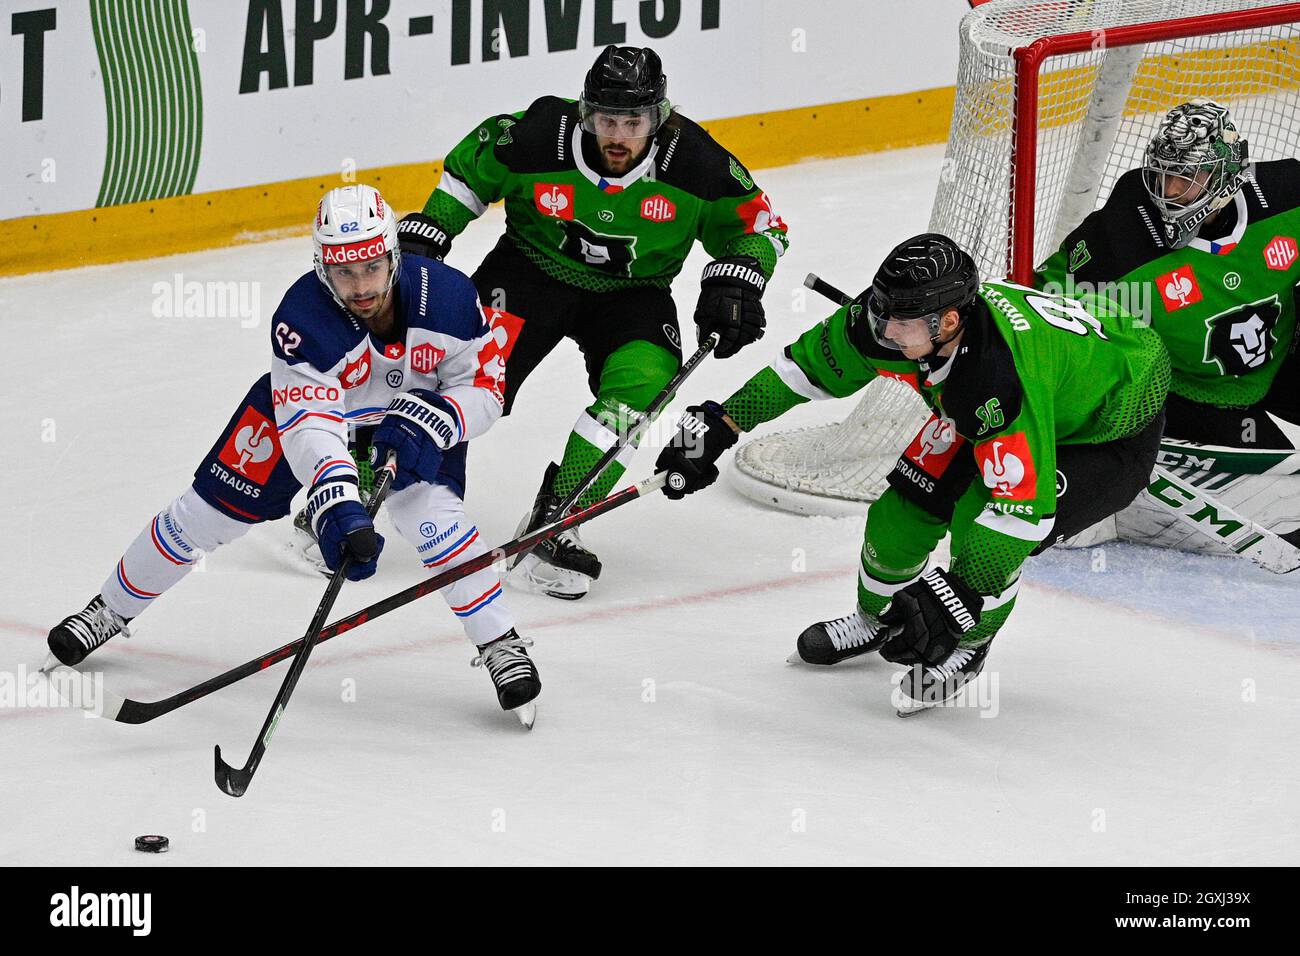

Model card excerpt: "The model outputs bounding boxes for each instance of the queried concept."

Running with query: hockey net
[731,0,1300,515]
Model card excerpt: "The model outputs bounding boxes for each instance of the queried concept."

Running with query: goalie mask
[312,184,401,312]
[1142,99,1249,249]
[861,233,980,354]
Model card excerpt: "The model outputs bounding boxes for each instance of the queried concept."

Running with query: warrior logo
[534,183,575,220]
[975,432,1037,500]
[217,407,281,484]
[1157,265,1202,311]
[1204,295,1281,375]
[557,220,637,276]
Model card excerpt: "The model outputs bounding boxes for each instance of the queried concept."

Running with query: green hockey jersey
[1037,160,1300,407]
[422,96,789,293]
[723,279,1169,643]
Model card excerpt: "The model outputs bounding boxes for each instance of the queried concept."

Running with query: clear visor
[578,98,669,139]
[863,293,940,352]
[317,251,397,305]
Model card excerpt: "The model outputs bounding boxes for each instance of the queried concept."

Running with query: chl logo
[534,183,575,220]
[411,343,446,375]
[640,195,676,222]
[217,407,281,484]
[1157,265,1202,312]
[1264,236,1298,271]
[975,432,1036,500]
[904,414,963,477]
[1204,295,1282,375]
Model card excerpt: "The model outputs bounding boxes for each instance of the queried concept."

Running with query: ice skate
[789,608,888,665]
[508,462,601,601]
[472,629,541,729]
[894,640,992,717]
[47,595,131,667]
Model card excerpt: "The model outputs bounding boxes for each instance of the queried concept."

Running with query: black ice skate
[789,608,888,665]
[472,629,540,729]
[894,640,993,717]
[508,462,602,600]
[47,595,131,667]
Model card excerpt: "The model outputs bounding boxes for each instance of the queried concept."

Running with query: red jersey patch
[410,343,446,375]
[1156,265,1202,312]
[476,308,525,403]
[903,414,964,477]
[384,342,405,360]
[736,191,787,237]
[217,407,281,484]
[640,195,676,222]
[1264,236,1298,271]
[534,183,575,220]
[974,432,1037,501]
[339,351,371,389]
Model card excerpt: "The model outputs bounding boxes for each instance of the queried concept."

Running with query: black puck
[134,834,169,853]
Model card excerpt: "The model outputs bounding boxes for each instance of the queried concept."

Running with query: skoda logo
[387,369,404,388]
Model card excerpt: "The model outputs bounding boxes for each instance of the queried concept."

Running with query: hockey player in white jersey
[46,185,540,726]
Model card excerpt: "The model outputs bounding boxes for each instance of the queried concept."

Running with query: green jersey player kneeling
[656,234,1170,715]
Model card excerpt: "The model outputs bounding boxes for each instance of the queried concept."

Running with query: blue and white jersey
[269,254,512,491]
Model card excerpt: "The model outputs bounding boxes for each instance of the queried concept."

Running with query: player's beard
[348,287,388,323]
[600,140,649,176]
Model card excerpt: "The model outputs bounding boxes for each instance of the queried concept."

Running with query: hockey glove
[306,479,384,581]
[371,389,460,491]
[878,568,984,666]
[655,401,739,499]
[397,212,453,261]
[694,256,767,359]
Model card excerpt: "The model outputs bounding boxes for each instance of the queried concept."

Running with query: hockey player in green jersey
[655,234,1170,714]
[398,45,789,600]
[1037,99,1300,449]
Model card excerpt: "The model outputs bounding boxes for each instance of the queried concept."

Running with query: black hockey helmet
[861,233,980,351]
[580,46,670,136]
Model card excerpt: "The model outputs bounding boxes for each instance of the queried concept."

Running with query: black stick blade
[214,745,251,798]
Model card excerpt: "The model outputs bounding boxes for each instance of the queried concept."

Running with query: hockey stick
[213,451,399,797]
[804,272,1300,574]
[82,473,668,726]
[504,332,717,571]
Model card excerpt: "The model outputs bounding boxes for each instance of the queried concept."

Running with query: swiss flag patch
[903,414,964,477]
[339,351,371,389]
[1156,265,1202,312]
[974,432,1037,500]
[1264,236,1298,271]
[217,407,282,485]
[535,183,575,220]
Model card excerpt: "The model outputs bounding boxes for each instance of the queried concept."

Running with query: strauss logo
[981,439,1026,497]
[539,186,569,217]
[914,416,955,467]
[1165,272,1195,307]
[232,419,275,475]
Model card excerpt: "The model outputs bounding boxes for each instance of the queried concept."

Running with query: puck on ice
[134,834,169,853]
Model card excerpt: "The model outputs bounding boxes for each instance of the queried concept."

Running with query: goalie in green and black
[1037,99,1300,450]
[656,234,1170,714]
[398,45,789,600]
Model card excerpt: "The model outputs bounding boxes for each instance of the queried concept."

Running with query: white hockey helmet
[312,184,401,306]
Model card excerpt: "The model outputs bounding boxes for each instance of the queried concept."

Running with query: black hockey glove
[878,568,984,666]
[694,255,767,359]
[655,401,739,499]
[397,212,453,261]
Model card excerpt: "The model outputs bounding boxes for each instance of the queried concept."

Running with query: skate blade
[513,701,537,730]
[507,555,590,601]
[895,703,933,718]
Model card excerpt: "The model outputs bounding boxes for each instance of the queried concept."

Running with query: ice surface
[2,146,1297,866]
